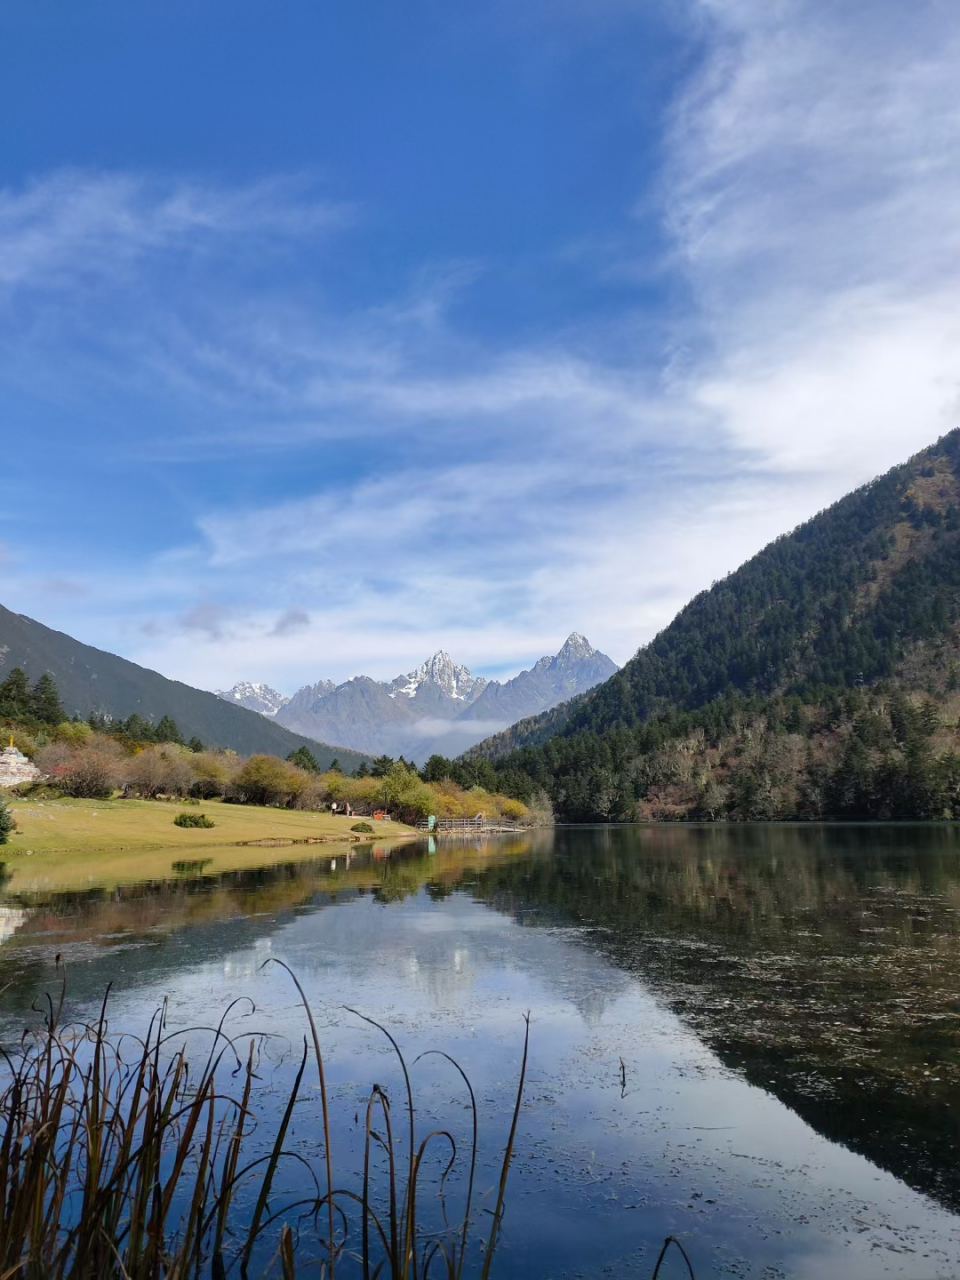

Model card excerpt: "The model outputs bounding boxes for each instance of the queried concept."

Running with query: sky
[1,0,959,692]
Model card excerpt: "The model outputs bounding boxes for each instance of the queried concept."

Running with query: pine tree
[421,754,453,783]
[0,667,31,720]
[29,673,65,726]
[123,715,151,742]
[187,736,205,753]
[0,794,15,845]
[287,745,319,772]
[155,716,183,744]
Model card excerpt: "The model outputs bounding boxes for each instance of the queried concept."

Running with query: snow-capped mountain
[215,681,291,718]
[388,652,487,702]
[220,636,617,763]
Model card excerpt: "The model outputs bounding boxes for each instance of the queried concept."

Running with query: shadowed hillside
[0,604,365,767]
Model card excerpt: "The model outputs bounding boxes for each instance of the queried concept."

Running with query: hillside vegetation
[0,603,363,766]
[476,430,960,821]
[0,674,534,864]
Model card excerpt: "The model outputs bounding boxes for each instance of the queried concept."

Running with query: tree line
[0,670,534,833]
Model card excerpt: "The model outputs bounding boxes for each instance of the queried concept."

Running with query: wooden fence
[415,815,522,833]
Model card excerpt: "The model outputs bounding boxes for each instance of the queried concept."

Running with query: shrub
[190,749,240,799]
[350,820,374,833]
[124,745,196,799]
[2,729,39,759]
[52,721,94,747]
[173,812,215,828]
[234,755,308,807]
[0,794,15,844]
[36,738,126,799]
[497,797,530,822]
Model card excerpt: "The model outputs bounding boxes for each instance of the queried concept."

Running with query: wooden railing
[415,815,522,833]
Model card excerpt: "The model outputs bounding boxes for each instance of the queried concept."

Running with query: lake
[2,825,960,1278]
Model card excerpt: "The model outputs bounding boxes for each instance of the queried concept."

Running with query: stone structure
[0,738,42,789]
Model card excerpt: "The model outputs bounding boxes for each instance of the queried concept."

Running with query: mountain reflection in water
[472,825,960,1213]
[2,825,960,1276]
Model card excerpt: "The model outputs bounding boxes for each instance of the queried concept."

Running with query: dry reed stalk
[0,967,533,1279]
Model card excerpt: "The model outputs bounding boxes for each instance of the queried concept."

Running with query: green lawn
[1,795,416,893]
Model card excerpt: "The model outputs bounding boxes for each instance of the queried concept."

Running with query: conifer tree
[29,673,65,726]
[0,667,31,720]
[287,745,319,772]
[155,716,183,744]
[0,794,14,845]
[124,715,151,742]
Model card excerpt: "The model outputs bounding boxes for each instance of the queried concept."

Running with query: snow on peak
[389,651,487,701]
[215,681,290,717]
[557,632,596,661]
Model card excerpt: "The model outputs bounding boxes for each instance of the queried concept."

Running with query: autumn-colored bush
[35,738,127,799]
[124,745,196,799]
[51,721,94,747]
[6,728,39,759]
[497,797,529,822]
[190,749,241,799]
[233,755,309,807]
[25,729,534,826]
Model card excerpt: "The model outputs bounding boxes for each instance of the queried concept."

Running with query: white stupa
[0,736,42,788]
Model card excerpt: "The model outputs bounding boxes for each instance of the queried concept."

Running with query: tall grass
[0,963,529,1279]
[1,965,696,1279]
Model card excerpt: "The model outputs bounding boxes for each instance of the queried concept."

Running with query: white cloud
[5,1,960,698]
[668,0,960,478]
[0,171,346,292]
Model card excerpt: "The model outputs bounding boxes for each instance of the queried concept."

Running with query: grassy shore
[0,794,416,893]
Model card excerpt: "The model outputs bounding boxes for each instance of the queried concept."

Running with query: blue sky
[1,0,959,691]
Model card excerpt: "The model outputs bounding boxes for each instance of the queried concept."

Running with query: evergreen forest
[473,430,960,822]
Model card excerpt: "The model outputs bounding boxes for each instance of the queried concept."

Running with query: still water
[2,825,960,1278]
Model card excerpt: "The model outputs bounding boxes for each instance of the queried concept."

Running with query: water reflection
[2,827,960,1277]
[469,825,960,1212]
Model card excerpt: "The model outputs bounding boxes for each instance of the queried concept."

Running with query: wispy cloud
[3,1,960,697]
[0,171,347,292]
[667,0,960,476]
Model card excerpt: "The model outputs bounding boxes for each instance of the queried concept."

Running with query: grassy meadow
[0,794,416,893]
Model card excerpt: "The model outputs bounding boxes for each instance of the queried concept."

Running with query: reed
[0,968,695,1278]
[0,965,529,1279]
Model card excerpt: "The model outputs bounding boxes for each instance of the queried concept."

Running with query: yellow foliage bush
[52,721,94,747]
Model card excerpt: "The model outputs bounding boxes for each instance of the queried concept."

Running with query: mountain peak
[389,651,487,702]
[215,681,290,717]
[558,632,596,661]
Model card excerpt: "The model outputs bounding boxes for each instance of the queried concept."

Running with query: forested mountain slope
[0,604,365,767]
[475,431,960,821]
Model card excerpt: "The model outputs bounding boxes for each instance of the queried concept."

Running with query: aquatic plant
[0,962,530,1279]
